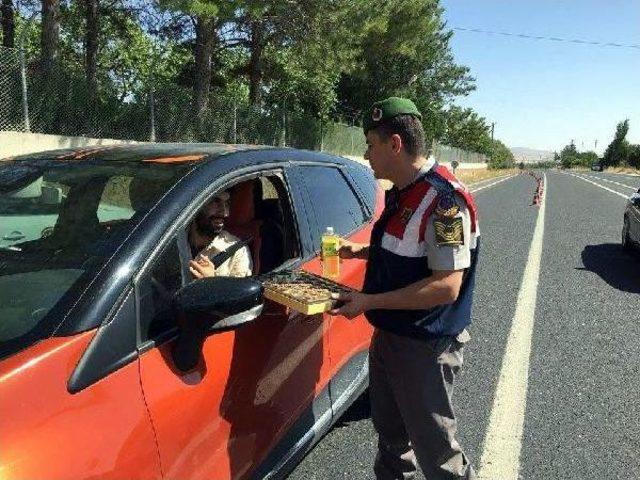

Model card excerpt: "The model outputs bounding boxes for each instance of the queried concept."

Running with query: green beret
[363,97,422,133]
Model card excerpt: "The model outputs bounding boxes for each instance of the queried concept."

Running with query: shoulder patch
[434,215,464,246]
[399,207,413,224]
[435,194,459,218]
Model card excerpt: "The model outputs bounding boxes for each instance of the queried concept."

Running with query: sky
[440,0,640,155]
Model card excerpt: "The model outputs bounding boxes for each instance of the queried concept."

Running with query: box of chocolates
[259,269,355,315]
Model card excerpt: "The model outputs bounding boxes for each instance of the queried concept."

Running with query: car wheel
[622,217,633,252]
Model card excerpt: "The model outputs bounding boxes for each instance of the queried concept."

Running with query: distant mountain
[510,147,555,163]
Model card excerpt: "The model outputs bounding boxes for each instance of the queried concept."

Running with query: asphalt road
[288,170,640,480]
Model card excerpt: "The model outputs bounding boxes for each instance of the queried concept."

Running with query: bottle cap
[326,226,334,235]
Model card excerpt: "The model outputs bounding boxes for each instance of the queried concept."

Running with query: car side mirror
[171,277,264,371]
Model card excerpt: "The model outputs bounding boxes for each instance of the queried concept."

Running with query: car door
[1,288,162,480]
[135,167,334,480]
[630,190,640,240]
[290,162,376,409]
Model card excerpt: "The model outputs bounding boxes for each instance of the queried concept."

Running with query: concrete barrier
[343,155,487,170]
[0,131,142,159]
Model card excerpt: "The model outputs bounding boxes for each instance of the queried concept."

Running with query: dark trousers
[369,328,476,480]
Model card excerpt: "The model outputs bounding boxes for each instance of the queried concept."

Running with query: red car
[0,144,380,479]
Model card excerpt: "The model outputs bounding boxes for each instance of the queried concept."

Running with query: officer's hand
[329,291,370,319]
[338,239,363,260]
[189,255,216,279]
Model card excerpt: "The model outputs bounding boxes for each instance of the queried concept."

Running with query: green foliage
[159,0,221,17]
[528,161,557,169]
[442,106,492,155]
[5,0,511,160]
[603,119,630,167]
[557,141,599,168]
[628,144,640,169]
[487,139,515,169]
[335,0,474,139]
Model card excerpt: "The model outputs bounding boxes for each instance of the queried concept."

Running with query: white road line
[477,173,547,480]
[567,173,629,199]
[471,174,517,194]
[583,174,636,190]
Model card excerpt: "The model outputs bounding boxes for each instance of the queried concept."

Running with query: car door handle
[3,231,25,241]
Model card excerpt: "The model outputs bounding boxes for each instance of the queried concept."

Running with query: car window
[347,164,377,217]
[0,157,189,360]
[138,238,184,342]
[300,166,367,239]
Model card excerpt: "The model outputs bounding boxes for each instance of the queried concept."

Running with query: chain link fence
[0,46,26,132]
[433,144,488,164]
[1,45,485,163]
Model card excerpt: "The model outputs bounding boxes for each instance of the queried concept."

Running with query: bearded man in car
[188,190,252,278]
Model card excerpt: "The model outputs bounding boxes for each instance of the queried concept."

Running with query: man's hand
[338,239,368,260]
[189,254,216,279]
[329,291,373,319]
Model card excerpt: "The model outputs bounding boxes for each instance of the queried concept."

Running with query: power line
[452,27,640,50]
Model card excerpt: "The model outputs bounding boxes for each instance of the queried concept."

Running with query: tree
[488,139,515,169]
[159,1,225,116]
[602,119,630,167]
[40,0,60,74]
[557,141,598,168]
[227,0,359,110]
[442,106,492,154]
[336,0,474,140]
[628,144,640,169]
[1,0,15,48]
[559,141,578,169]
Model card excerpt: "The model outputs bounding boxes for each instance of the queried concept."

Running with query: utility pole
[490,122,495,141]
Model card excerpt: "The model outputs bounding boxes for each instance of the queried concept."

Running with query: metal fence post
[18,46,30,132]
[149,84,156,142]
[232,103,237,143]
[148,48,158,142]
[281,101,286,147]
[17,16,37,133]
[350,119,355,156]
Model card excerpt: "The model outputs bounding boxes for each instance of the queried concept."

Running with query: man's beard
[196,213,223,238]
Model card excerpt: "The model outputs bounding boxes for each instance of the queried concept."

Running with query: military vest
[363,163,480,340]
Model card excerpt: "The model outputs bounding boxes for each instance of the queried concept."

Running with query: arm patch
[434,216,464,246]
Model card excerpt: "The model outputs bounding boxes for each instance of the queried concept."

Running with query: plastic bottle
[321,226,340,279]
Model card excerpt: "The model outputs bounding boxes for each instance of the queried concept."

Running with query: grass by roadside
[457,168,519,186]
[377,168,518,190]
[606,166,639,176]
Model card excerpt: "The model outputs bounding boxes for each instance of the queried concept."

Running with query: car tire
[622,216,633,252]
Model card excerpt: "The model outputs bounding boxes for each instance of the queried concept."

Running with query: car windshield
[0,156,191,360]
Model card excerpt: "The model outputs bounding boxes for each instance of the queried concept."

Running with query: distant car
[591,161,604,172]
[622,187,640,252]
[0,144,380,480]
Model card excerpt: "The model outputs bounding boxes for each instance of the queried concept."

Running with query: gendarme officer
[333,97,479,480]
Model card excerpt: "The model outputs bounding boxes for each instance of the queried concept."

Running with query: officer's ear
[390,133,403,154]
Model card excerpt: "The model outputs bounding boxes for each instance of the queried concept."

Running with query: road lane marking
[477,173,547,480]
[567,173,629,199]
[471,174,517,194]
[583,174,636,190]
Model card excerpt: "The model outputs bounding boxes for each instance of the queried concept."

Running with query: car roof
[4,143,276,165]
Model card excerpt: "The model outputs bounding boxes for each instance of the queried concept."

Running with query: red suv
[0,144,380,479]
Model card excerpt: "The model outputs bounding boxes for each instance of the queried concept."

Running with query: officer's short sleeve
[424,193,472,271]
